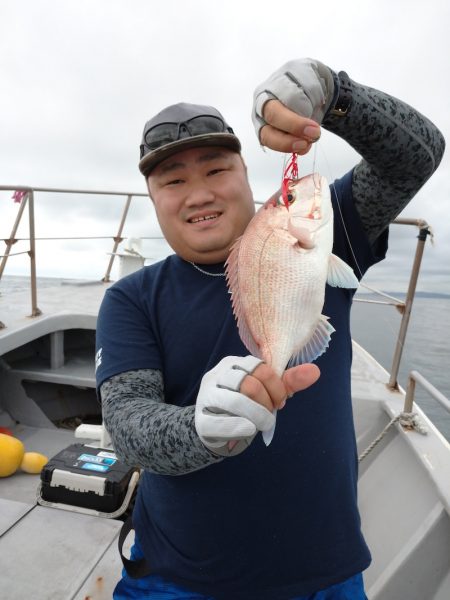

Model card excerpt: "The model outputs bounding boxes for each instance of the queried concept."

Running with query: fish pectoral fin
[327,254,359,289]
[262,410,277,446]
[288,315,335,366]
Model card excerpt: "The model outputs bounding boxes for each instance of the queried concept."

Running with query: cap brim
[139,133,241,177]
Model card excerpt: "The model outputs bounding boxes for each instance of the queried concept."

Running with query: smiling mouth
[189,213,220,224]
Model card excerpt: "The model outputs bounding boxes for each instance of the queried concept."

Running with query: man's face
[147,146,255,264]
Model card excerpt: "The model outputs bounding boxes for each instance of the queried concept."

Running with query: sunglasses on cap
[140,114,235,159]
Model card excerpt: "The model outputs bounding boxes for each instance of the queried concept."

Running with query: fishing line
[314,141,364,280]
[287,142,407,359]
[280,153,289,183]
[313,142,409,358]
[312,143,319,185]
[276,145,409,376]
[311,144,322,207]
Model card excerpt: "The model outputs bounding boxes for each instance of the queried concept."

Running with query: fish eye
[286,187,297,204]
[277,192,296,207]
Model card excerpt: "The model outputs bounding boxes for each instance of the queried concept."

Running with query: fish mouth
[188,212,221,224]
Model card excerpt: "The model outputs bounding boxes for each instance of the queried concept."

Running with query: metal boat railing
[0,185,148,320]
[354,218,433,391]
[404,370,450,416]
[1,185,446,417]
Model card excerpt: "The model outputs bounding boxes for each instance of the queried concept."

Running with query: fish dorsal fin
[225,237,262,359]
[327,254,359,289]
[288,315,335,366]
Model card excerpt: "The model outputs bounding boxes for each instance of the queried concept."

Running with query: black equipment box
[40,443,138,513]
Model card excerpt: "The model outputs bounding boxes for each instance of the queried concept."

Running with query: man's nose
[185,184,215,206]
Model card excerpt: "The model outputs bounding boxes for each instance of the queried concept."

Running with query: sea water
[351,292,450,440]
[1,275,449,440]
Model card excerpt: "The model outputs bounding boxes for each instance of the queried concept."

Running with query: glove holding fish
[225,155,359,445]
[195,353,319,456]
[195,355,273,457]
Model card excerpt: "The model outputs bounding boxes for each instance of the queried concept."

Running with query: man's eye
[166,179,183,186]
[208,168,226,176]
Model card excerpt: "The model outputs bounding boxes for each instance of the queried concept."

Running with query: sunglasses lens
[187,115,226,135]
[143,115,227,151]
[144,123,179,149]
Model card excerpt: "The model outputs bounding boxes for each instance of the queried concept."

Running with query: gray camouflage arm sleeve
[100,368,223,475]
[322,76,445,242]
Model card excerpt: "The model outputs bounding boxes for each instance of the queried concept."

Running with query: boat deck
[352,345,450,599]
[0,280,130,599]
[0,425,131,599]
[1,280,450,598]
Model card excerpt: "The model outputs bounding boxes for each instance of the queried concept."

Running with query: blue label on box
[78,453,116,466]
[81,462,110,473]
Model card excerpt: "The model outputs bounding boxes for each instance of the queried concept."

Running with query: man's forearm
[324,75,445,241]
[100,369,222,475]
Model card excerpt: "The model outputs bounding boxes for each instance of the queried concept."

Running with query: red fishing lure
[281,153,299,210]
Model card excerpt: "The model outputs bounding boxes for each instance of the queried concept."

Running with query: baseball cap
[139,102,241,176]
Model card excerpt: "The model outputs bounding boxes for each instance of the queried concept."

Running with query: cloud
[1,0,449,292]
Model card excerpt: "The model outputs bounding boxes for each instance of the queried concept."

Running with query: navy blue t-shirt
[96,170,388,599]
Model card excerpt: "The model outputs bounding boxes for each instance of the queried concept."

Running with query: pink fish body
[225,173,358,444]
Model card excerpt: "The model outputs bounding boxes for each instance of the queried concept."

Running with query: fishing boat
[1,185,449,599]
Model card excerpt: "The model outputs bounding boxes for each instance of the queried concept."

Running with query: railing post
[27,190,41,317]
[388,226,430,389]
[403,370,450,415]
[102,194,132,282]
[0,191,29,280]
[404,373,416,413]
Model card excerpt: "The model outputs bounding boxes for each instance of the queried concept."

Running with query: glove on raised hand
[195,355,275,457]
[252,57,335,142]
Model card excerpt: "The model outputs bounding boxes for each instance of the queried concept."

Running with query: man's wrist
[326,70,353,119]
[201,435,255,457]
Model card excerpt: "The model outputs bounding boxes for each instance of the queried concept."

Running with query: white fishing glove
[252,57,335,142]
[195,355,275,457]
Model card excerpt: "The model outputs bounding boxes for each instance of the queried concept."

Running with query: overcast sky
[0,0,449,294]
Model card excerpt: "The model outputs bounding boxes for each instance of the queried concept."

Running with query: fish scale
[225,173,359,444]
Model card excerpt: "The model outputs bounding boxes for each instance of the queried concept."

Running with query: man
[95,58,445,599]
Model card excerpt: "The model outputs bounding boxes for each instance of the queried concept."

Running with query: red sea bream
[225,173,359,444]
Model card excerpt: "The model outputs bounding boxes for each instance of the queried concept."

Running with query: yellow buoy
[20,452,49,474]
[0,433,25,477]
